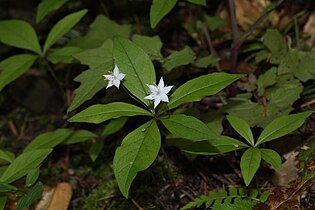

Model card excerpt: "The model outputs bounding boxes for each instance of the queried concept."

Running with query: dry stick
[131,198,144,210]
[202,25,222,72]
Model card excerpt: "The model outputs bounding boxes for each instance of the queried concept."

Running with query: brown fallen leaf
[36,183,73,210]
[272,151,299,187]
[47,183,72,210]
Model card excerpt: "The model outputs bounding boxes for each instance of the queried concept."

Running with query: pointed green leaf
[0,182,18,192]
[68,40,113,112]
[168,73,244,109]
[113,37,156,105]
[226,115,254,146]
[162,46,196,71]
[262,29,288,64]
[0,195,6,210]
[0,149,52,183]
[161,114,218,141]
[25,167,40,187]
[69,102,152,124]
[102,117,128,137]
[178,136,249,155]
[256,111,313,145]
[0,54,37,91]
[113,121,160,198]
[260,149,282,171]
[36,0,68,23]
[24,128,73,152]
[194,54,220,68]
[63,130,97,144]
[47,46,82,64]
[0,20,41,54]
[44,9,87,52]
[68,15,131,49]
[89,140,104,162]
[16,182,43,210]
[240,148,261,186]
[187,0,206,6]
[132,35,163,60]
[150,0,177,28]
[0,150,15,163]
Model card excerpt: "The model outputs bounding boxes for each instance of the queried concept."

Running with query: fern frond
[180,187,269,210]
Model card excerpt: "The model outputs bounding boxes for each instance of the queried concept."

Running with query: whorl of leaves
[180,187,269,210]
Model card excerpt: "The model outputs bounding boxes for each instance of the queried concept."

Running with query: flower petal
[144,94,155,100]
[117,73,126,80]
[158,77,164,89]
[160,93,169,102]
[154,98,161,108]
[113,79,121,88]
[106,80,114,89]
[113,65,120,76]
[146,84,158,93]
[162,85,173,95]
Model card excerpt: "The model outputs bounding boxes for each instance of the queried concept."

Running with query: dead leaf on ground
[36,183,73,210]
[272,151,299,187]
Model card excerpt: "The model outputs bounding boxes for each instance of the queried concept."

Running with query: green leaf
[0,149,52,183]
[0,195,6,210]
[226,115,254,146]
[256,111,313,145]
[63,130,97,144]
[68,39,113,112]
[168,73,244,110]
[102,117,128,137]
[36,0,68,23]
[0,150,15,163]
[0,20,41,54]
[256,67,277,96]
[0,182,18,192]
[68,15,131,49]
[47,46,82,64]
[278,49,315,82]
[262,29,288,64]
[16,182,43,210]
[25,167,40,187]
[24,128,73,152]
[150,0,177,28]
[162,46,196,71]
[206,16,226,31]
[194,54,220,68]
[187,0,206,6]
[177,136,249,155]
[132,35,163,61]
[161,114,218,141]
[0,54,37,91]
[260,149,282,171]
[240,148,261,186]
[69,102,152,124]
[89,140,104,162]
[113,37,156,105]
[113,120,160,198]
[44,9,87,52]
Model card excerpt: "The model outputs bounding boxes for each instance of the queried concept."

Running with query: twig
[202,25,222,71]
[131,198,144,210]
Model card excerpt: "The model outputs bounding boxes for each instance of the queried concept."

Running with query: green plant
[0,8,86,91]
[180,187,269,210]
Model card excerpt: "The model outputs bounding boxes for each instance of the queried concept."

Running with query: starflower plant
[68,36,250,198]
[145,77,173,108]
[103,64,126,89]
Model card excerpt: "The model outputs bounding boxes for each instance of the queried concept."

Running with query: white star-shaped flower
[144,77,173,109]
[103,65,126,89]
